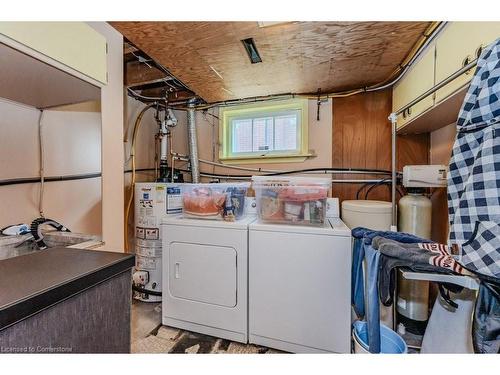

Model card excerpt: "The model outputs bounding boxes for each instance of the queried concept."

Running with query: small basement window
[219,99,310,163]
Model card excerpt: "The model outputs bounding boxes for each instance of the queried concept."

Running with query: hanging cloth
[448,37,500,279]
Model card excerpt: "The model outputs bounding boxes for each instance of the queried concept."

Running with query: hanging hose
[124,102,158,252]
[355,177,405,200]
[364,177,393,199]
[30,217,71,250]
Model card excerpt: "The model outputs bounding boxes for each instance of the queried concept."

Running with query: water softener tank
[397,188,432,334]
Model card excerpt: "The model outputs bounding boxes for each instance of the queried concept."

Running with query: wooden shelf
[0,42,100,109]
[396,85,467,135]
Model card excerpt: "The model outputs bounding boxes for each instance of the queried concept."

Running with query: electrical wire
[148,22,445,111]
[132,284,162,297]
[364,177,392,199]
[202,110,220,121]
[356,182,372,200]
[0,172,102,187]
[125,38,192,93]
[38,110,45,218]
[125,22,444,111]
[355,177,405,200]
[176,155,397,176]
[124,167,396,184]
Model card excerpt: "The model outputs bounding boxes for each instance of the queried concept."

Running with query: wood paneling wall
[430,123,457,244]
[331,89,429,202]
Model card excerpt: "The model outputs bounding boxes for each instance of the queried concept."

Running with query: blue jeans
[351,227,429,353]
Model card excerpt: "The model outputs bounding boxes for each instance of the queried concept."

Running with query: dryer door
[169,242,237,307]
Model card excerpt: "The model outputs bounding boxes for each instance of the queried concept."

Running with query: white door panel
[249,230,351,352]
[169,242,237,307]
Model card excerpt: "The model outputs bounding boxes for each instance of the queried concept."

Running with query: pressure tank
[397,188,432,335]
[398,189,432,238]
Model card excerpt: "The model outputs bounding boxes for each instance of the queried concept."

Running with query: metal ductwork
[187,99,200,183]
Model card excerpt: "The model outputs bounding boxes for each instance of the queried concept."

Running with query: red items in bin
[252,176,330,226]
[183,187,226,218]
[181,183,250,220]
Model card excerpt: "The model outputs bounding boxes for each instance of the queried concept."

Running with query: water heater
[133,182,182,302]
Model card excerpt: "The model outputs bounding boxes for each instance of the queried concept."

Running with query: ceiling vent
[241,38,262,64]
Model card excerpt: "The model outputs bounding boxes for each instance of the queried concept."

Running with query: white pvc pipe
[160,136,168,161]
[160,121,168,161]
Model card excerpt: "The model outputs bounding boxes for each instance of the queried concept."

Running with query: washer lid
[328,218,352,236]
[341,200,392,214]
[249,218,350,237]
[161,215,256,230]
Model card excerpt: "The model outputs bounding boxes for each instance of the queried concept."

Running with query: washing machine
[161,215,255,343]
[248,216,352,353]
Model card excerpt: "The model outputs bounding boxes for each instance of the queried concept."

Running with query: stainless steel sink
[0,231,101,260]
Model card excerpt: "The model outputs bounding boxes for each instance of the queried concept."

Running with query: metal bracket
[388,112,398,123]
[316,88,328,121]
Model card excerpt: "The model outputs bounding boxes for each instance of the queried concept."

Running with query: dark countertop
[0,247,135,331]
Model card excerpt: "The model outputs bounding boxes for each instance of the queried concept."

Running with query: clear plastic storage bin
[252,176,331,226]
[181,182,250,221]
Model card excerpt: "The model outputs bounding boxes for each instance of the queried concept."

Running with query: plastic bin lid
[181,182,250,188]
[251,175,331,186]
[342,200,392,214]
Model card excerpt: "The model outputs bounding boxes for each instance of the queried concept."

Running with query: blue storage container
[353,321,408,354]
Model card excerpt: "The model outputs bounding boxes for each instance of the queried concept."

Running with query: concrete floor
[130,300,419,353]
[131,299,162,342]
[131,300,283,354]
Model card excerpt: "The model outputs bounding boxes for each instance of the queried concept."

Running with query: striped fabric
[417,243,466,274]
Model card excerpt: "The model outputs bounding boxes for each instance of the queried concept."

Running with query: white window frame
[219,99,310,164]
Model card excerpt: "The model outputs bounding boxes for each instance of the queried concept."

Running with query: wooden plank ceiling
[111,21,431,103]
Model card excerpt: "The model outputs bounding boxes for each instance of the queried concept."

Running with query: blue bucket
[353,321,408,354]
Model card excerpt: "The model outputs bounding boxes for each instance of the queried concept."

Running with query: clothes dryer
[161,216,255,343]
